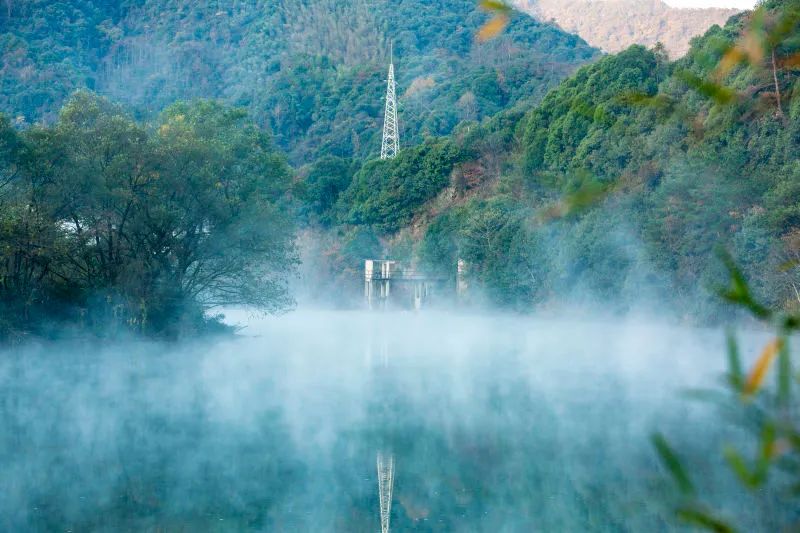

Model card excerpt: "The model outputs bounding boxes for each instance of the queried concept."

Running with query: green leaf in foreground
[726,331,743,392]
[777,336,792,407]
[717,250,772,321]
[479,0,512,12]
[652,433,695,495]
[676,70,736,105]
[677,505,735,533]
[723,446,758,488]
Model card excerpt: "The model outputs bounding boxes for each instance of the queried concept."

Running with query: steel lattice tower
[377,451,395,533]
[380,45,399,160]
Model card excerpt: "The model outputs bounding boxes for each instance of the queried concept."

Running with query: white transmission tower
[380,45,399,160]
[377,451,395,533]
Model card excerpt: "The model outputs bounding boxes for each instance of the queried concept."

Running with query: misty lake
[0,311,790,531]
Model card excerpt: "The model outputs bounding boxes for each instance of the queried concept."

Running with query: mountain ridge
[0,0,599,163]
[314,0,800,317]
[514,0,740,57]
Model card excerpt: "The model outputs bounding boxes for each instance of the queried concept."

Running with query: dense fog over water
[0,310,790,531]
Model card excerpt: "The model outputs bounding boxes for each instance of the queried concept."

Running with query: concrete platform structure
[365,260,448,310]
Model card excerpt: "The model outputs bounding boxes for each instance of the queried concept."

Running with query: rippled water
[0,311,785,531]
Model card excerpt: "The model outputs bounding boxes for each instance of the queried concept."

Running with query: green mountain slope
[0,0,598,162]
[327,0,800,317]
[4,0,797,326]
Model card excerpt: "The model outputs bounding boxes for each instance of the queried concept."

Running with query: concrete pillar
[457,258,468,299]
[365,260,376,310]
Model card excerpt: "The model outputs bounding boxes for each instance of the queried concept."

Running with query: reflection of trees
[335,345,747,531]
[0,345,303,531]
[2,323,786,531]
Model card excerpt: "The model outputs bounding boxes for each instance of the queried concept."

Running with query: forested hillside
[0,0,602,338]
[3,4,800,532]
[0,0,597,162]
[316,0,800,319]
[0,93,297,339]
[2,0,799,338]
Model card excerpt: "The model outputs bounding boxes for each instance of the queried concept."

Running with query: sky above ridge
[663,0,755,7]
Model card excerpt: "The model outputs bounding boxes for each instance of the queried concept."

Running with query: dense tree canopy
[0,92,296,339]
[339,139,472,233]
[0,0,598,163]
[2,0,799,333]
[335,1,800,318]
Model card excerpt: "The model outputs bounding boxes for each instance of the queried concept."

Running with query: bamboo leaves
[652,433,695,496]
[743,338,784,397]
[657,251,800,530]
[652,432,736,532]
[476,0,511,42]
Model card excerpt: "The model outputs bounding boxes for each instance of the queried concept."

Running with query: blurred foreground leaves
[477,1,511,42]
[653,252,800,531]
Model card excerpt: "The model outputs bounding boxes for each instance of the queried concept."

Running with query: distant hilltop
[514,0,741,58]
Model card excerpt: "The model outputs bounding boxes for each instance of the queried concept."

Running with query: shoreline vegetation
[0,0,797,343]
[0,96,297,341]
[0,1,798,531]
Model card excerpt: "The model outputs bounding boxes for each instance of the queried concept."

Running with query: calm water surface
[0,311,785,531]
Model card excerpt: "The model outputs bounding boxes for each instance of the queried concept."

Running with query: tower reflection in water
[366,325,396,533]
